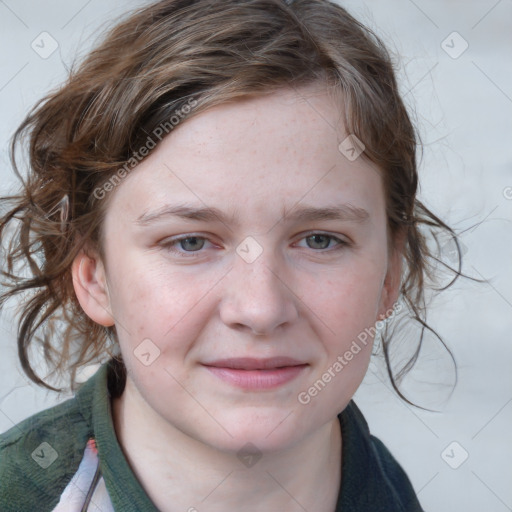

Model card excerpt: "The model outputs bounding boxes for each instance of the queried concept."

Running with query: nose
[219,252,299,336]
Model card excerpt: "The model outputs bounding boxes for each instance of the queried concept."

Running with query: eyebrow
[135,203,370,226]
[283,204,370,224]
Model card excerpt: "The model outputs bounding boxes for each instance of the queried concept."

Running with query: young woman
[0,0,464,510]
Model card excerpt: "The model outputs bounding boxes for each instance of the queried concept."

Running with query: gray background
[1,1,511,511]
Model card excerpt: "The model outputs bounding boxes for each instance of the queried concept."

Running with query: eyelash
[160,232,349,258]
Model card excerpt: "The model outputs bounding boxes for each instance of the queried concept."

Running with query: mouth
[202,357,309,390]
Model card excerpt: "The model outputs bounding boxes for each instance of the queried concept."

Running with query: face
[74,84,401,454]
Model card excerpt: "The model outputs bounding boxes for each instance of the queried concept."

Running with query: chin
[200,408,310,454]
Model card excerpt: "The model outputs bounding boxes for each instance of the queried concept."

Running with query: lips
[203,357,307,370]
[202,357,308,390]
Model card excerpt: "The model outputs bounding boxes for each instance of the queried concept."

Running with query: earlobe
[378,233,405,321]
[72,250,115,327]
[378,271,401,321]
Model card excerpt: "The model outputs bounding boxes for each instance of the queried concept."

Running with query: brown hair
[0,0,469,400]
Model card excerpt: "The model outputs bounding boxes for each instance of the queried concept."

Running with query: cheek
[107,257,218,347]
[297,267,381,413]
[301,258,385,340]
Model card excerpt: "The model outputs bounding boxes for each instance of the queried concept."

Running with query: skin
[72,83,402,512]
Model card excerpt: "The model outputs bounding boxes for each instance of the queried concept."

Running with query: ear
[72,249,115,326]
[377,229,405,321]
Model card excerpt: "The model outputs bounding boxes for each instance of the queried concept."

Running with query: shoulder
[367,434,425,511]
[0,388,93,511]
[338,401,424,512]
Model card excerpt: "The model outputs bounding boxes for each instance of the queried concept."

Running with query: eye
[296,233,347,251]
[160,232,348,259]
[160,235,213,257]
[176,236,206,252]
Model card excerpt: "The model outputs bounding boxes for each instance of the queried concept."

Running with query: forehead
[105,85,385,226]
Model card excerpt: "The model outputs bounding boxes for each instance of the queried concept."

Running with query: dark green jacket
[0,358,424,511]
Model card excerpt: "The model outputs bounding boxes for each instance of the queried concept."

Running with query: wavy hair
[0,0,471,399]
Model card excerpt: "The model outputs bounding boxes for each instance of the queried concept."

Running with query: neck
[112,377,342,512]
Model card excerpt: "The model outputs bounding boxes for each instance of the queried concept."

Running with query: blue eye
[160,232,347,259]
[304,234,339,250]
[161,235,211,257]
[176,236,206,252]
[297,233,346,251]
